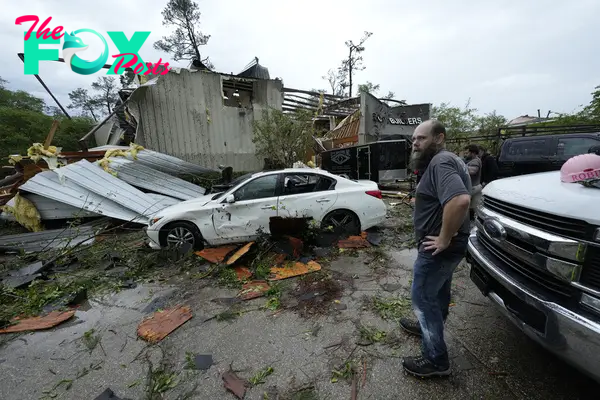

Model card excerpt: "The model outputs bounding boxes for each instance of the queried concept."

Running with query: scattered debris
[0,310,75,334]
[234,266,252,281]
[270,261,321,281]
[366,231,383,246]
[331,361,356,383]
[238,281,270,300]
[372,296,412,321]
[357,325,387,346]
[338,234,371,249]
[82,328,101,352]
[185,352,213,371]
[295,272,344,317]
[196,245,238,263]
[226,242,254,265]
[249,366,274,386]
[0,225,97,253]
[222,368,247,399]
[148,367,179,396]
[137,305,192,343]
[93,388,126,400]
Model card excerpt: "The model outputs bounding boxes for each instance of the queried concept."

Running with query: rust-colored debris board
[338,234,371,249]
[234,266,252,281]
[137,305,192,343]
[226,242,254,265]
[237,281,270,300]
[0,310,75,334]
[196,245,238,263]
[269,261,322,281]
[222,369,247,399]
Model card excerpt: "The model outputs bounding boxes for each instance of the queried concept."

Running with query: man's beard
[409,145,439,171]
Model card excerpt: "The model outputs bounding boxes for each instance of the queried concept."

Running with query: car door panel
[278,173,338,224]
[212,174,280,242]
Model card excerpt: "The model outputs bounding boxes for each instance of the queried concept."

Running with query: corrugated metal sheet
[55,160,164,218]
[102,158,206,200]
[0,225,96,253]
[146,193,181,209]
[128,69,283,172]
[25,194,99,220]
[127,149,217,176]
[327,118,360,140]
[20,170,144,223]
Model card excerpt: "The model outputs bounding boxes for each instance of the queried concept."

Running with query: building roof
[237,57,270,80]
[507,115,554,126]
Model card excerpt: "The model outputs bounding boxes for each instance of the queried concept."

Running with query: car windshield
[211,172,255,200]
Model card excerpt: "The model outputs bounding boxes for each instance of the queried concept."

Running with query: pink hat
[560,153,600,183]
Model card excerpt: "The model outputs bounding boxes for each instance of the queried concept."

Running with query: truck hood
[483,171,600,225]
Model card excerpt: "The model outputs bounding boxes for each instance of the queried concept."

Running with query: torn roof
[237,57,270,80]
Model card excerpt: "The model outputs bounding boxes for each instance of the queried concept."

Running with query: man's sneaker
[399,318,422,337]
[402,356,451,378]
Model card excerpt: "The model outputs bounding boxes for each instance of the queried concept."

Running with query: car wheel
[321,210,361,236]
[161,221,204,251]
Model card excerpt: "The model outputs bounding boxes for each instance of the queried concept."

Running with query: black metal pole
[17,53,71,119]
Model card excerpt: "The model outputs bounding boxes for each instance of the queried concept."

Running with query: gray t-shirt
[413,150,472,248]
[467,157,482,187]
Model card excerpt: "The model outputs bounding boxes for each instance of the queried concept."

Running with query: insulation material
[1,193,43,232]
[54,159,164,218]
[20,170,144,223]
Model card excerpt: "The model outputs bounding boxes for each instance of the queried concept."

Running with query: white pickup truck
[466,170,600,381]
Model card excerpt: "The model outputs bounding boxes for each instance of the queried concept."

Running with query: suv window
[506,139,548,158]
[234,175,278,201]
[283,173,335,195]
[557,137,600,158]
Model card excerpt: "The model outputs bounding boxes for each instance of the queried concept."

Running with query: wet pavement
[1,244,599,399]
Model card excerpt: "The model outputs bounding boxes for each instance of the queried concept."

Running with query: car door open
[213,174,281,242]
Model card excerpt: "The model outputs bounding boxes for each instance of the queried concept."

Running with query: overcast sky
[3,0,599,120]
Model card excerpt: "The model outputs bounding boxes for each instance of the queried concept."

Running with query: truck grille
[482,196,593,241]
[477,231,574,299]
[580,245,600,291]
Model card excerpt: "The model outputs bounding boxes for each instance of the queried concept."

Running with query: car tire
[321,209,361,236]
[160,221,204,251]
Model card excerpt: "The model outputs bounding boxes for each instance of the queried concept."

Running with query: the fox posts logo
[16,15,171,76]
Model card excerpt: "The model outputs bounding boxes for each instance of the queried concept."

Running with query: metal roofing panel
[146,193,181,209]
[103,158,206,200]
[56,160,164,218]
[20,170,145,223]
[129,149,218,176]
[24,194,100,220]
[0,225,96,253]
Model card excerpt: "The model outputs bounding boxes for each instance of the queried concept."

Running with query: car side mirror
[225,194,235,204]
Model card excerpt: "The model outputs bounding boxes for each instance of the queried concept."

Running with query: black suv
[497,126,600,178]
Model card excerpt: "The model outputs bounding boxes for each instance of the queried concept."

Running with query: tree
[91,76,119,115]
[322,68,347,97]
[339,31,372,97]
[252,109,315,167]
[0,77,45,113]
[357,81,395,100]
[120,69,136,88]
[68,88,100,121]
[154,0,213,68]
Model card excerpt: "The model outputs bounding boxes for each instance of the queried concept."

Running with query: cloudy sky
[2,0,599,119]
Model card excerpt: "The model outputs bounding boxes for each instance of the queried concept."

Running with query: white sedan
[146,168,387,250]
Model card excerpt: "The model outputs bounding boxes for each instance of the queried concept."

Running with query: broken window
[283,173,335,195]
[222,78,253,108]
[234,175,279,201]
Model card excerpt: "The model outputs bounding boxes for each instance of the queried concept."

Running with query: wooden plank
[44,120,60,149]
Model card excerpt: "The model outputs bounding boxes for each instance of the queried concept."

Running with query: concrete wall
[129,69,283,172]
[359,92,431,144]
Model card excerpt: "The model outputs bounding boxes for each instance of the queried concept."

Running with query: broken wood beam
[44,120,60,150]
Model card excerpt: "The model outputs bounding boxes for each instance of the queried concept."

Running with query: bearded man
[401,120,471,377]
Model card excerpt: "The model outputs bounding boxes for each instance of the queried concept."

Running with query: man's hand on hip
[423,233,457,255]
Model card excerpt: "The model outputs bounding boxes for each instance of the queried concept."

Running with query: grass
[358,324,388,343]
[184,352,196,370]
[263,283,283,311]
[82,329,101,352]
[330,361,356,383]
[249,366,274,386]
[148,367,178,397]
[372,296,412,321]
[217,267,242,289]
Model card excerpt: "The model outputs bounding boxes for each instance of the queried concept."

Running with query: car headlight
[148,217,162,227]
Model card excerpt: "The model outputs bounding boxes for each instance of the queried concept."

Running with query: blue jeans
[411,239,466,367]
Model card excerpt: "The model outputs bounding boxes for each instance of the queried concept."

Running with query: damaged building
[86,58,283,172]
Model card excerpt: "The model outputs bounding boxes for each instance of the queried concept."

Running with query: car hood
[483,171,600,225]
[154,193,218,217]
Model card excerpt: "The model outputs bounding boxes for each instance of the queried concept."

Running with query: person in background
[463,144,482,220]
[400,120,471,378]
[478,146,499,187]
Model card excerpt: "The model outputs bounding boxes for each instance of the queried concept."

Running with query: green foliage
[0,77,94,159]
[357,81,394,100]
[252,108,315,167]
